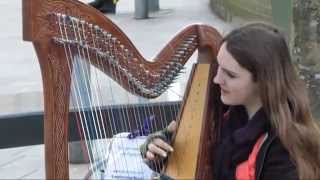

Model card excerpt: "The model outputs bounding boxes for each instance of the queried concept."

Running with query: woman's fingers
[167,121,177,133]
[146,150,155,160]
[144,121,176,161]
[153,138,174,152]
[147,138,174,159]
[147,142,168,158]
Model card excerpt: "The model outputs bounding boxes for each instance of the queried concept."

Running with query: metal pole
[135,0,149,19]
[148,0,159,12]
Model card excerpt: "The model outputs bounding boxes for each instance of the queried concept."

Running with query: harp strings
[58,14,109,178]
[56,13,184,178]
[93,22,143,175]
[57,14,98,178]
[56,14,150,178]
[74,17,111,175]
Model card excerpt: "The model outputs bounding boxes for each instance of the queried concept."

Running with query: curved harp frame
[22,0,223,179]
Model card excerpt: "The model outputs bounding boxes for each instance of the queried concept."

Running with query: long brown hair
[222,23,320,179]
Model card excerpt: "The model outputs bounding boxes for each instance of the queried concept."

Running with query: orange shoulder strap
[236,133,268,180]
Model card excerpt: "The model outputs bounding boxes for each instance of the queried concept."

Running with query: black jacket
[213,106,298,180]
[256,133,298,180]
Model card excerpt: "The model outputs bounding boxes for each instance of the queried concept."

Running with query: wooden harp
[22,0,223,179]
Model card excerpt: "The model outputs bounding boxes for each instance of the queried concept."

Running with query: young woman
[140,23,320,179]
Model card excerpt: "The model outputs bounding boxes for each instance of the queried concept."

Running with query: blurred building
[210,0,320,120]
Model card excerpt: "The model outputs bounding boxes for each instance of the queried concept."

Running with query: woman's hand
[144,121,177,161]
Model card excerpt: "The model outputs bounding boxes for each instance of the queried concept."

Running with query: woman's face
[213,43,261,109]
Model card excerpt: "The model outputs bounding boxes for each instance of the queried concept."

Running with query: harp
[22,0,223,179]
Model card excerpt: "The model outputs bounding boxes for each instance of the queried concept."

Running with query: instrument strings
[56,13,185,178]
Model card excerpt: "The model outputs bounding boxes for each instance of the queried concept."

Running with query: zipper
[256,134,276,180]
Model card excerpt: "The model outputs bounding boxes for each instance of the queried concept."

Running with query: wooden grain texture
[165,64,211,179]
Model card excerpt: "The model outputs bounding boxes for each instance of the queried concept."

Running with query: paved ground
[0,0,240,178]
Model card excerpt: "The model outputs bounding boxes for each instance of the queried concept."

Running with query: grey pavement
[0,0,238,178]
